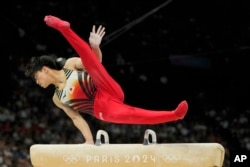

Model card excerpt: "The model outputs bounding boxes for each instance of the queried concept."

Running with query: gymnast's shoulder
[64,57,85,71]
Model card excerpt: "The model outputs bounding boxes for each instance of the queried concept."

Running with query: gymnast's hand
[89,25,105,49]
[84,140,95,145]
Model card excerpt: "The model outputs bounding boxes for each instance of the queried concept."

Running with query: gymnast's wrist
[84,139,94,145]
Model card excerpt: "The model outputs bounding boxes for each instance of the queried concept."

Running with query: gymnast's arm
[68,25,105,70]
[52,94,94,144]
[88,25,105,63]
[69,25,105,70]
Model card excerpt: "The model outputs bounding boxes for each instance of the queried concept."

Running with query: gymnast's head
[24,55,65,86]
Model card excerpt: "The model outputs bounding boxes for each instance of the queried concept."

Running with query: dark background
[0,0,250,166]
[1,0,249,106]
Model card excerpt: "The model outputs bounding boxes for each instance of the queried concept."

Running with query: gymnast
[24,15,188,144]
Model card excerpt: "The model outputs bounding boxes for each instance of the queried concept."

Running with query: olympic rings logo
[161,155,181,163]
[63,154,80,164]
[161,154,208,164]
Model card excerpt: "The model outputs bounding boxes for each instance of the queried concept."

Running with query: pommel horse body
[30,129,225,167]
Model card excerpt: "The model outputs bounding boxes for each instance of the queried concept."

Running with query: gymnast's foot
[174,100,188,119]
[44,15,70,31]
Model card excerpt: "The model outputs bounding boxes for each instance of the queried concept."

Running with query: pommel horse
[30,129,225,167]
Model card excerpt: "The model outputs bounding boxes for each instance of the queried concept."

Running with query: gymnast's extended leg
[44,15,124,101]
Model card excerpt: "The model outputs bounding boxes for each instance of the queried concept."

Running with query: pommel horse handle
[143,129,157,145]
[95,129,157,146]
[95,129,110,146]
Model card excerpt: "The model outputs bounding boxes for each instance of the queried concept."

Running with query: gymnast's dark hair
[24,55,66,79]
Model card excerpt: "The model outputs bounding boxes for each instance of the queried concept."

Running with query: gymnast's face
[34,67,50,88]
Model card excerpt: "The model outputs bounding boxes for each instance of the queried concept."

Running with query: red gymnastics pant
[44,15,188,124]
